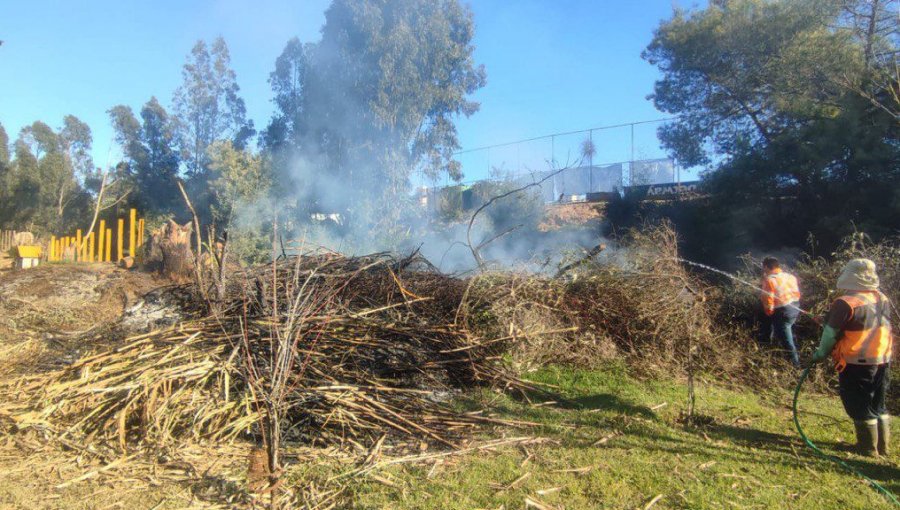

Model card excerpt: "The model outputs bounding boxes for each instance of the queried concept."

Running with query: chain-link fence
[416,118,685,206]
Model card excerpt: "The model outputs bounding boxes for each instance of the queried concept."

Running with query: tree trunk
[146,220,194,281]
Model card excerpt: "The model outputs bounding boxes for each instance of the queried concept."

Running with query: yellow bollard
[88,232,95,263]
[98,220,106,262]
[117,218,124,261]
[105,228,112,262]
[137,218,145,260]
[49,236,56,261]
[76,229,83,262]
[129,209,137,258]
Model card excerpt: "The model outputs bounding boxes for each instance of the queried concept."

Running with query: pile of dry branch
[0,223,775,457]
[0,252,531,453]
[464,224,743,377]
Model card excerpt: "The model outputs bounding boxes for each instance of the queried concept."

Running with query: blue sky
[0,0,700,183]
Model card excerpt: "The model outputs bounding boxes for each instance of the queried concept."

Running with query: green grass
[322,363,899,509]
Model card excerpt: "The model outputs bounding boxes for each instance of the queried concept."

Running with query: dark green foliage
[0,118,94,232]
[173,38,254,178]
[172,37,255,225]
[637,0,900,262]
[109,97,183,216]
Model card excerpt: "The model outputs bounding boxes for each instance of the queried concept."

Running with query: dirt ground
[538,203,604,231]
[0,263,253,509]
[0,263,163,376]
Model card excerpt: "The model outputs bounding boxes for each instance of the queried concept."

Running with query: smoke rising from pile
[232,0,606,272]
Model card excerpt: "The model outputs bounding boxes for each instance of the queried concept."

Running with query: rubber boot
[877,415,890,457]
[854,419,879,457]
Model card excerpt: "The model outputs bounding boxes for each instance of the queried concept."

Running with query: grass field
[2,361,897,509]
[320,363,900,510]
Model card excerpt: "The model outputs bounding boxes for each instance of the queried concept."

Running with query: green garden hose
[792,364,900,506]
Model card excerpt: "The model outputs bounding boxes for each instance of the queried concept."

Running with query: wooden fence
[47,209,145,263]
[0,230,17,252]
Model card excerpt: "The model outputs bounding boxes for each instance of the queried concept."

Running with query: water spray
[671,257,898,505]
[672,257,814,318]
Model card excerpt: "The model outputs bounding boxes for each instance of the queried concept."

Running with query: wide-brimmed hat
[836,258,880,291]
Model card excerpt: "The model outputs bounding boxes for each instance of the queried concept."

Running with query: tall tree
[644,0,856,166]
[263,37,309,154]
[3,118,93,231]
[267,0,486,229]
[59,115,94,178]
[109,97,182,214]
[0,122,9,166]
[173,37,254,178]
[643,0,900,256]
[0,122,11,226]
[207,140,270,224]
[838,0,900,119]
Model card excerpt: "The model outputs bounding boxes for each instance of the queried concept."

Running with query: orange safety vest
[760,269,801,313]
[831,291,893,371]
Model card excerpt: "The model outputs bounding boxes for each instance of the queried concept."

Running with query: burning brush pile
[0,252,532,453]
[0,223,767,462]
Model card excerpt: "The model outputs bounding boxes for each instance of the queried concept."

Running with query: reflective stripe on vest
[832,291,893,368]
[764,271,801,308]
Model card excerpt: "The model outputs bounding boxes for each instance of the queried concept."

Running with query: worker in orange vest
[813,259,893,457]
[759,257,802,366]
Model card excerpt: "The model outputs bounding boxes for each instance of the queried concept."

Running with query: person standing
[759,257,802,366]
[813,259,893,457]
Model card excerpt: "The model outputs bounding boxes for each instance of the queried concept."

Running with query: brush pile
[464,223,748,378]
[0,223,784,455]
[0,252,529,451]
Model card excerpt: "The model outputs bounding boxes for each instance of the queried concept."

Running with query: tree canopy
[263,0,486,226]
[173,37,254,179]
[0,118,94,231]
[643,0,900,255]
[109,97,182,215]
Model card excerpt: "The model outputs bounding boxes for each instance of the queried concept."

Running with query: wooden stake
[98,220,106,263]
[129,208,137,258]
[88,232,95,263]
[117,219,124,262]
[49,236,56,261]
[76,229,83,262]
[105,228,112,263]
[137,217,145,261]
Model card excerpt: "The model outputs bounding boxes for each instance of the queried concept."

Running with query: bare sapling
[176,179,209,304]
[78,170,131,255]
[238,219,333,508]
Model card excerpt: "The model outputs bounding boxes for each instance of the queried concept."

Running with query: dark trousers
[758,304,801,366]
[839,363,890,421]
